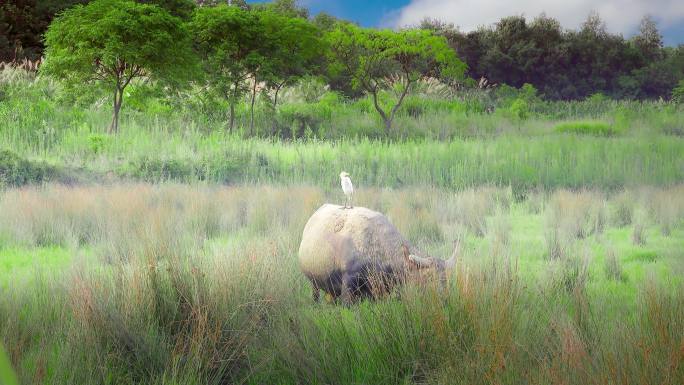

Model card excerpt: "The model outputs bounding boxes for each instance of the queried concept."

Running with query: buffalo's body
[298,204,451,303]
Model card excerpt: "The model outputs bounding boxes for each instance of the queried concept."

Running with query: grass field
[3,69,684,193]
[2,67,684,384]
[1,184,683,384]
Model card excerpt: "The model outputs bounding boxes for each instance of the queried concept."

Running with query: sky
[248,0,684,46]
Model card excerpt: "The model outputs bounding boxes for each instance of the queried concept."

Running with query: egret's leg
[350,193,354,209]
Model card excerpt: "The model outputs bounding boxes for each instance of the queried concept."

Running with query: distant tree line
[3,0,683,115]
[420,14,684,100]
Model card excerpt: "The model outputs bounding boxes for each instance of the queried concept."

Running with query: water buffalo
[298,204,458,303]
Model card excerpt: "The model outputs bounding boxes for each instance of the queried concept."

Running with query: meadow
[1,66,684,384]
[1,68,684,193]
[1,184,683,384]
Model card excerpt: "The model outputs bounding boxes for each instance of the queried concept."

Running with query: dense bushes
[0,149,57,187]
[118,153,252,183]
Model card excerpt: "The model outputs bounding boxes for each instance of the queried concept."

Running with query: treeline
[3,0,683,116]
[422,14,684,100]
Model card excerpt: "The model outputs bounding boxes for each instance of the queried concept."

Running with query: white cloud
[389,0,684,35]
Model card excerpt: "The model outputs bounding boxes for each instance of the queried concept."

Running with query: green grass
[554,120,618,136]
[2,67,684,192]
[1,184,682,385]
[2,132,684,192]
[2,67,684,385]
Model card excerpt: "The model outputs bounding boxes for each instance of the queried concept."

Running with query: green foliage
[190,4,265,130]
[257,10,324,108]
[509,98,529,125]
[587,92,609,103]
[42,0,197,132]
[425,13,682,100]
[252,0,309,19]
[326,23,466,130]
[87,134,108,154]
[519,83,539,102]
[555,120,618,136]
[672,80,684,104]
[138,0,195,19]
[3,67,684,189]
[0,149,57,187]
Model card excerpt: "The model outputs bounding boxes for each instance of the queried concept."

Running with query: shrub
[509,98,529,129]
[87,134,109,154]
[0,149,57,187]
[555,120,618,136]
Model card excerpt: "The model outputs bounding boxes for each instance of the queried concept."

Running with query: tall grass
[3,133,684,192]
[1,184,683,384]
[2,68,684,191]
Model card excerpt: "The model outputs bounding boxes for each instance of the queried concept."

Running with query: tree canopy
[190,4,265,131]
[326,24,466,131]
[42,0,197,132]
[422,13,684,100]
[258,10,324,108]
[5,0,683,108]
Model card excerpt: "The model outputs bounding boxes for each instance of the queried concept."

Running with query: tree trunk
[228,101,235,132]
[249,75,257,135]
[383,117,392,132]
[109,87,122,134]
[273,84,281,109]
[272,81,286,110]
[369,89,392,132]
[228,80,239,132]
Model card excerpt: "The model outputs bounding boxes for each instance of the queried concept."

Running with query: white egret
[339,171,354,209]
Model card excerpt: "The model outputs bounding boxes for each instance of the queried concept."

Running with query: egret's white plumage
[339,171,354,209]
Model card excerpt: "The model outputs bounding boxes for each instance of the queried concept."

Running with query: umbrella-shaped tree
[42,0,197,133]
[326,24,466,132]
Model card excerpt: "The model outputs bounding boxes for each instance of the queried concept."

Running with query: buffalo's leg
[309,278,320,303]
[340,273,360,305]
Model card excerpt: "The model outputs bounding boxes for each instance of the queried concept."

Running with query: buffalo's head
[402,240,459,284]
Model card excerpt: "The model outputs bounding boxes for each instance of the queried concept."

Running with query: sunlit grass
[1,184,682,384]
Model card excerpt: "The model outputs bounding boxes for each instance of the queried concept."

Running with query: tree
[190,4,265,131]
[42,0,196,133]
[258,11,323,111]
[252,0,308,19]
[633,15,663,62]
[326,24,465,131]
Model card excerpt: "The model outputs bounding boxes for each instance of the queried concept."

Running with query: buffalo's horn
[444,239,460,269]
